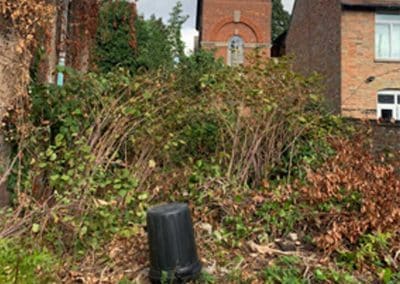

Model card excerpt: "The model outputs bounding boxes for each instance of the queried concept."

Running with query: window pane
[381,109,393,121]
[376,13,400,22]
[376,24,390,58]
[228,36,244,66]
[392,24,400,58]
[378,94,395,104]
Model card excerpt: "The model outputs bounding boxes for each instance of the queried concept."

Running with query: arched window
[228,36,244,66]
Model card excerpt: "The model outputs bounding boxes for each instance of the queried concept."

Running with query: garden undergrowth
[0,54,399,283]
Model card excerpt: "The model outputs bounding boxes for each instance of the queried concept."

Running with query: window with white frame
[377,90,400,121]
[375,13,400,60]
[228,36,244,66]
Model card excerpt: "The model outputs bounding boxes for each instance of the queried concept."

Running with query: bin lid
[147,202,188,217]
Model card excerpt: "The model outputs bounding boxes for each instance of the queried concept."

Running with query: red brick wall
[286,1,400,119]
[199,0,271,63]
[286,0,342,112]
[341,10,400,119]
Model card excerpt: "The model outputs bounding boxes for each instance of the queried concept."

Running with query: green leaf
[314,269,327,281]
[298,116,307,123]
[45,148,55,157]
[72,108,82,115]
[138,192,148,201]
[80,226,88,237]
[49,153,57,161]
[118,190,127,197]
[143,91,152,100]
[55,134,65,146]
[380,268,393,284]
[61,175,71,181]
[50,174,60,182]
[32,223,40,233]
[38,162,47,168]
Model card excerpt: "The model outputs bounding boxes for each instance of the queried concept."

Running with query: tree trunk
[0,34,19,207]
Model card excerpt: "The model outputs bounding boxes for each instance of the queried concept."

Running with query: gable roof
[341,0,400,8]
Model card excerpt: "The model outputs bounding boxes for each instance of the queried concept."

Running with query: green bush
[175,50,224,94]
[12,70,149,254]
[5,54,342,248]
[135,15,173,71]
[94,1,188,74]
[95,0,137,73]
[0,238,57,283]
[2,52,355,281]
[337,233,393,271]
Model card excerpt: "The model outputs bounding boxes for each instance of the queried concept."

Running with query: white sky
[136,0,295,53]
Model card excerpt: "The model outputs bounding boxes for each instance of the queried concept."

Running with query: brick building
[196,0,272,65]
[286,0,400,121]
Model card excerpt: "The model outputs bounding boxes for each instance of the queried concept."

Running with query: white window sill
[375,58,400,63]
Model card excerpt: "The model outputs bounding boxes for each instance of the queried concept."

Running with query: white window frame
[377,90,400,121]
[375,12,400,60]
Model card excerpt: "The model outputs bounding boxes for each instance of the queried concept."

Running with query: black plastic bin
[146,203,202,283]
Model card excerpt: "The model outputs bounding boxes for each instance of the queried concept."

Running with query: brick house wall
[197,0,272,63]
[286,0,342,112]
[341,9,400,119]
[286,0,400,119]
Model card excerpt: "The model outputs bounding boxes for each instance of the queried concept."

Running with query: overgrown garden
[0,1,399,283]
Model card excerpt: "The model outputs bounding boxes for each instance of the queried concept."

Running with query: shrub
[134,15,173,71]
[301,137,400,253]
[0,238,57,283]
[95,0,137,73]
[1,54,350,281]
[4,70,152,253]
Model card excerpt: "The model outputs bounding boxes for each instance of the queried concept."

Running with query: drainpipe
[57,0,70,86]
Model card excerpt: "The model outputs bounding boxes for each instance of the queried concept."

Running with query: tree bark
[0,34,19,207]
